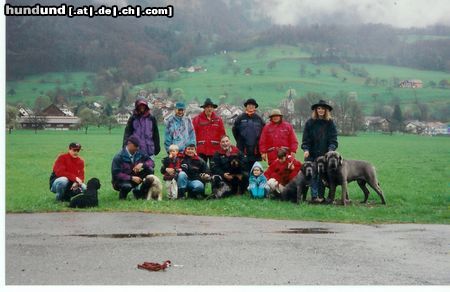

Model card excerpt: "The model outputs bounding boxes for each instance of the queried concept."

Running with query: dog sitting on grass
[133,175,163,201]
[69,178,101,208]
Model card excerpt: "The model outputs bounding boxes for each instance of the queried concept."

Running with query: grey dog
[324,151,386,205]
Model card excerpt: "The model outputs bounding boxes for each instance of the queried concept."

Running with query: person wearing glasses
[164,101,196,153]
[50,142,86,201]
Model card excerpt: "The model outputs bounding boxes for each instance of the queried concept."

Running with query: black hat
[200,98,218,108]
[311,100,333,111]
[244,98,259,108]
[127,136,140,147]
[69,142,81,150]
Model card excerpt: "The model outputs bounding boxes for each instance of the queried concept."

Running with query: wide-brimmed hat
[269,109,283,118]
[311,100,333,111]
[69,142,81,150]
[200,98,218,108]
[244,98,259,108]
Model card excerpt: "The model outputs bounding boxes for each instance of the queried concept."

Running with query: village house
[423,122,448,136]
[19,104,80,130]
[115,109,132,125]
[185,103,202,119]
[404,120,427,134]
[399,79,423,88]
[18,107,33,117]
[216,104,243,125]
[364,116,391,132]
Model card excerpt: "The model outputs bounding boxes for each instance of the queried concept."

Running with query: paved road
[5,212,450,285]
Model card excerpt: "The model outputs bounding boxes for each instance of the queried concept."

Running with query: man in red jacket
[192,98,225,166]
[50,142,86,201]
[259,109,298,165]
[264,148,302,197]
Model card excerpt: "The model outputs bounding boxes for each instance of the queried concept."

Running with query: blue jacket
[248,161,267,188]
[232,112,265,157]
[111,147,155,185]
[164,114,196,152]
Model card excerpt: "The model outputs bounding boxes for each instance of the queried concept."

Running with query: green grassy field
[139,45,450,112]
[6,45,450,115]
[6,128,450,224]
[6,72,95,106]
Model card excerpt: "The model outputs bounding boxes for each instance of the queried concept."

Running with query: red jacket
[192,111,226,156]
[264,156,301,186]
[259,120,298,164]
[52,153,85,182]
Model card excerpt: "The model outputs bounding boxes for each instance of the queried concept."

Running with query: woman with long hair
[301,100,338,203]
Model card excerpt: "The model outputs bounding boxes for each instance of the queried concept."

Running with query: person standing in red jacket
[192,98,226,166]
[264,148,302,197]
[259,109,298,165]
[50,142,85,201]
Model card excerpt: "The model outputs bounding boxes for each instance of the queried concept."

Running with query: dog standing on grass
[324,151,386,205]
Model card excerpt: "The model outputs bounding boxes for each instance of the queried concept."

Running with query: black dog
[222,156,248,195]
[281,161,315,204]
[69,178,101,208]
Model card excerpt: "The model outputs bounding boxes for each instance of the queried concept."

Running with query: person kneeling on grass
[211,135,248,197]
[111,136,155,200]
[177,144,210,200]
[248,162,269,199]
[264,148,302,198]
[50,142,86,201]
[160,144,183,199]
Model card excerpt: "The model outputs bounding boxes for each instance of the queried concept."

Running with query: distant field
[6,128,450,224]
[5,45,450,114]
[400,34,450,44]
[140,45,450,112]
[6,72,95,106]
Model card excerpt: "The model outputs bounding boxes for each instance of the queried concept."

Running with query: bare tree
[333,92,364,135]
[6,105,18,134]
[79,108,96,134]
[105,116,118,134]
[28,113,48,134]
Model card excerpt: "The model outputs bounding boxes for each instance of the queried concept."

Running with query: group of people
[50,97,338,204]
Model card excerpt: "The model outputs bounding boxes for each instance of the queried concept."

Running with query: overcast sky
[253,0,450,28]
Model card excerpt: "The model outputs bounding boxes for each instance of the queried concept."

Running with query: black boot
[178,188,186,200]
[192,191,204,200]
[119,189,129,200]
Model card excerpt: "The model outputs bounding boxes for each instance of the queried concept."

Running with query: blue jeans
[51,177,86,201]
[177,171,204,193]
[310,175,325,199]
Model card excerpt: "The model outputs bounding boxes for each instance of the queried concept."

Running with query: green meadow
[6,128,450,224]
[141,45,450,112]
[6,45,450,114]
[6,71,95,105]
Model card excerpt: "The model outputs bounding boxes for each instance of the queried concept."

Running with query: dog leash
[137,260,172,272]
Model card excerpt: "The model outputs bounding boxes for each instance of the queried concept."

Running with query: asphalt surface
[5,212,450,285]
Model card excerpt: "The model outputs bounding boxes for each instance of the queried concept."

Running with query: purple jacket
[123,99,160,156]
[111,148,155,185]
